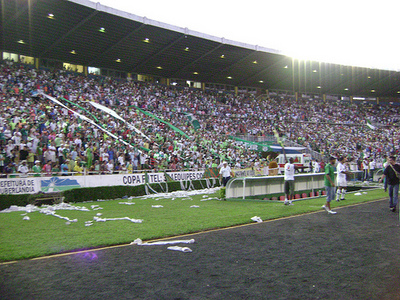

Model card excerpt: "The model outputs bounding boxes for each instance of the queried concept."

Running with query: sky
[97,0,400,71]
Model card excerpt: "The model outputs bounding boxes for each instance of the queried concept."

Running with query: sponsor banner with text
[0,171,206,195]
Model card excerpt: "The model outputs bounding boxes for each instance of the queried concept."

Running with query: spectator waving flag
[366,119,376,130]
[184,113,200,131]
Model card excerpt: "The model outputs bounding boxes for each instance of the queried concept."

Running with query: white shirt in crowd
[18,163,29,177]
[369,160,376,170]
[312,161,320,173]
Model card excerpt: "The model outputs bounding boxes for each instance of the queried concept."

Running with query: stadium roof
[2,0,400,98]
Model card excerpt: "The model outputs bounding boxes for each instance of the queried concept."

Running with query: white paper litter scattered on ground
[167,246,192,252]
[1,204,37,213]
[131,238,195,246]
[138,187,221,201]
[200,197,218,201]
[93,216,143,223]
[152,205,163,208]
[251,216,263,223]
[119,202,135,205]
[91,205,103,210]
[190,205,200,208]
[362,192,368,194]
[1,203,90,213]
[40,210,78,223]
[1,201,146,226]
[354,192,362,196]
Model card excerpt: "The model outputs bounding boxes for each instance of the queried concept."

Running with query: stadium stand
[0,59,398,178]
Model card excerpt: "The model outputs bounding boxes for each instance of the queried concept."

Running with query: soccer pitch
[0,187,387,262]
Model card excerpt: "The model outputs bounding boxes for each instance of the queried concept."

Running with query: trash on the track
[251,216,263,223]
[167,246,192,253]
[131,238,195,246]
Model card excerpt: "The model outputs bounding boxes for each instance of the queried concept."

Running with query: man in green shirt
[322,156,337,214]
[32,160,42,177]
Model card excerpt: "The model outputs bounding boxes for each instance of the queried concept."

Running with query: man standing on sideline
[379,155,400,212]
[322,156,337,214]
[336,156,352,201]
[363,157,369,181]
[219,161,233,187]
[284,157,297,205]
[312,159,320,173]
[369,158,376,181]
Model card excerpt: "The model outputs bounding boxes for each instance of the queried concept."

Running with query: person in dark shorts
[379,155,400,212]
[322,156,337,214]
[219,161,233,187]
[284,157,296,205]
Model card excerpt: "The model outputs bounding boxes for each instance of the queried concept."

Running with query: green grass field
[0,187,387,262]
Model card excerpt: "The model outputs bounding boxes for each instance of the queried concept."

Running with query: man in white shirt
[17,160,29,177]
[369,158,376,181]
[219,161,233,187]
[312,159,320,173]
[336,156,352,201]
[362,157,369,181]
[284,157,297,205]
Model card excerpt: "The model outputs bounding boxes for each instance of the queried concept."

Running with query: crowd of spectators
[0,59,399,177]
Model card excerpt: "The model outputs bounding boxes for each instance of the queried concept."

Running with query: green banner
[60,97,99,122]
[133,106,190,139]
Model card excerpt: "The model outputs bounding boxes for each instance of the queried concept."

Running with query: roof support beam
[359,71,399,96]
[88,23,146,66]
[235,56,289,87]
[39,10,99,57]
[3,0,39,29]
[169,43,224,78]
[208,50,257,81]
[131,34,186,72]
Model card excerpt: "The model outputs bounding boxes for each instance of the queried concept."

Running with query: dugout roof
[2,0,400,98]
